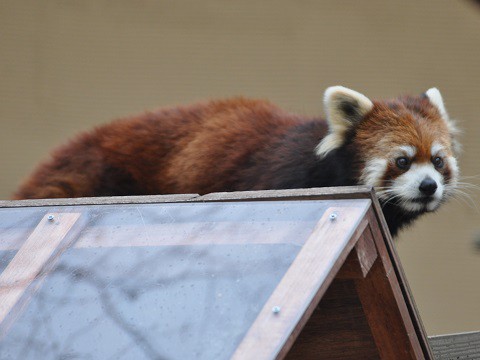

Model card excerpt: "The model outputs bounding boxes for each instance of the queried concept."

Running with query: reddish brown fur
[13,98,321,199]
[13,89,456,237]
[352,96,454,185]
[12,90,460,237]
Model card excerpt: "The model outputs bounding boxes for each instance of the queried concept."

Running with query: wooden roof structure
[0,186,440,359]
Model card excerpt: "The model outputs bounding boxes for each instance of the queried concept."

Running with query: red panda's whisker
[445,187,479,213]
[458,174,480,180]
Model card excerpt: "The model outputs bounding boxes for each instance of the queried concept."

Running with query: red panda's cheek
[358,158,388,187]
[443,156,459,185]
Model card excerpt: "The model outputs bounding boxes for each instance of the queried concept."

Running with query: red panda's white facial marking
[360,158,388,188]
[362,145,417,192]
[319,86,459,215]
[362,141,457,213]
[396,145,417,159]
[360,118,457,214]
[389,162,445,212]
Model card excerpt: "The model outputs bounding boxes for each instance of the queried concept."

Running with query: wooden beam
[0,213,80,337]
[0,193,199,208]
[0,186,373,208]
[195,186,373,202]
[367,193,435,359]
[354,219,426,359]
[337,228,378,279]
[354,228,378,277]
[231,202,370,360]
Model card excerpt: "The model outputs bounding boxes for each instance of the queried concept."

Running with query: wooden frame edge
[367,188,434,359]
[0,194,200,208]
[0,186,373,208]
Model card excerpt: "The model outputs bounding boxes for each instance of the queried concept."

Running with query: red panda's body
[15,98,329,197]
[14,87,459,236]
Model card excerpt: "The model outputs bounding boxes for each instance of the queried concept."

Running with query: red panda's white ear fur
[425,87,461,154]
[425,88,449,121]
[316,86,373,158]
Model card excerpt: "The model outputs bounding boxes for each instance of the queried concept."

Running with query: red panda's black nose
[419,177,437,196]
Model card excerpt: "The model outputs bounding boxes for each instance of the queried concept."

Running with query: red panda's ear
[316,86,373,158]
[425,87,461,154]
[425,88,449,121]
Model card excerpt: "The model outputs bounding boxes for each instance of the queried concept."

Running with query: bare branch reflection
[0,243,298,360]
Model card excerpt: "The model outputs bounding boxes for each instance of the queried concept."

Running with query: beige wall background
[1,0,479,335]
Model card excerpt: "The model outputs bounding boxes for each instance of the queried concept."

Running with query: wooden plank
[0,186,373,208]
[231,202,371,360]
[367,190,435,359]
[429,331,480,359]
[337,229,378,279]
[286,279,380,360]
[355,218,426,359]
[354,228,378,277]
[0,213,80,330]
[0,193,199,208]
[194,186,373,202]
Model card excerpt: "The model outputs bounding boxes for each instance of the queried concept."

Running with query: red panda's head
[316,86,459,214]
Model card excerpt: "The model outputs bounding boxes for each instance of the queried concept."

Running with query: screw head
[47,215,54,221]
[329,213,337,221]
[272,306,281,314]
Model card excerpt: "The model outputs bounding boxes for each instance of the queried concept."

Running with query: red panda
[13,86,459,236]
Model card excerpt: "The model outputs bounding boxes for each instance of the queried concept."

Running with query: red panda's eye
[432,156,444,168]
[396,157,410,170]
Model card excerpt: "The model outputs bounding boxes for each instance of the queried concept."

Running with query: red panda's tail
[12,132,106,200]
